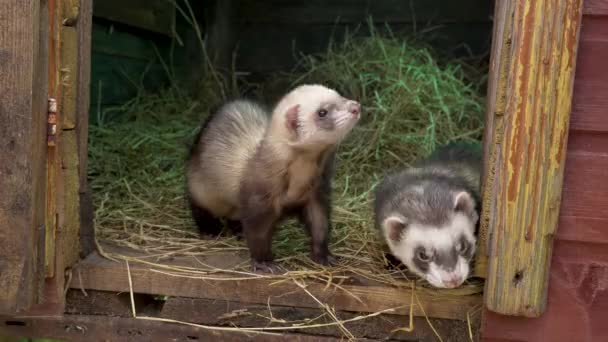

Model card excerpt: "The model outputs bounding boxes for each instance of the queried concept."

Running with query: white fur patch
[384,212,477,288]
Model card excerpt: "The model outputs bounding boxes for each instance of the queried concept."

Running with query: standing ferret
[187,84,361,272]
[373,142,481,288]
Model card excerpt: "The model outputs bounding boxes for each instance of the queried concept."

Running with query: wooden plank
[553,240,608,264]
[77,0,92,188]
[78,0,94,259]
[559,153,608,219]
[0,314,352,342]
[71,252,482,321]
[557,216,608,244]
[0,0,48,313]
[93,0,174,36]
[61,290,479,341]
[57,0,82,268]
[482,0,584,317]
[569,16,608,132]
[238,0,494,24]
[474,0,514,279]
[583,0,608,15]
[570,81,608,132]
[45,0,60,279]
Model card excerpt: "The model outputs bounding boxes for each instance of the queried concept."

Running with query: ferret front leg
[241,207,282,273]
[300,195,335,266]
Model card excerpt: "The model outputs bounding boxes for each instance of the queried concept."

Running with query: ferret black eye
[457,239,469,255]
[317,109,328,117]
[417,250,430,262]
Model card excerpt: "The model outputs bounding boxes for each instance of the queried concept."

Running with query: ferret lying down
[374,142,481,288]
[187,84,361,272]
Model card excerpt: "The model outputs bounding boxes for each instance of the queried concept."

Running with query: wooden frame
[475,0,584,317]
[0,0,586,339]
[0,0,49,314]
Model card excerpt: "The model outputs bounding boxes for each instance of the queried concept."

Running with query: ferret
[373,142,481,288]
[187,84,361,272]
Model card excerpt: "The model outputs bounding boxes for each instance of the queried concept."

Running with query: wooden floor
[70,244,483,321]
[0,244,483,340]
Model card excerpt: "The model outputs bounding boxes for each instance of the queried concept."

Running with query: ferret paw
[251,261,284,274]
[312,253,338,267]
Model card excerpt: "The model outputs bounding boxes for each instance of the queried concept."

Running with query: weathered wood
[482,0,584,317]
[62,289,479,341]
[57,0,82,268]
[0,314,354,342]
[474,0,514,279]
[93,0,174,36]
[45,0,60,279]
[238,0,494,24]
[0,0,48,313]
[71,251,482,321]
[77,0,91,193]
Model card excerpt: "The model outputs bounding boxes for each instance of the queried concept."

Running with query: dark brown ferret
[186,84,361,272]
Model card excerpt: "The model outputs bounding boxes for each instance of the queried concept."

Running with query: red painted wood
[553,240,608,265]
[557,216,608,244]
[566,131,608,154]
[559,153,608,219]
[570,16,608,132]
[482,260,608,341]
[584,0,608,15]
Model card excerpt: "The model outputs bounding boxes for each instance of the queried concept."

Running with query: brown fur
[187,85,360,270]
[239,140,335,265]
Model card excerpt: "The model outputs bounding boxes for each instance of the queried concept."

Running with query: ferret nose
[348,101,361,116]
[443,275,463,288]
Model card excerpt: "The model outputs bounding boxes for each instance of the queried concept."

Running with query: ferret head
[380,187,478,289]
[271,84,361,149]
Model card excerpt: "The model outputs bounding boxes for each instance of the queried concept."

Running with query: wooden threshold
[70,248,482,321]
[0,313,360,342]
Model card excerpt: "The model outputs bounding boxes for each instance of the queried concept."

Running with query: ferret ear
[285,104,300,132]
[382,215,407,242]
[454,191,476,218]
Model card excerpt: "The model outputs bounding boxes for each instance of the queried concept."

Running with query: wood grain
[71,251,482,321]
[482,0,584,317]
[0,314,354,342]
[61,290,478,341]
[57,0,81,268]
[475,0,514,279]
[77,0,91,189]
[0,0,48,313]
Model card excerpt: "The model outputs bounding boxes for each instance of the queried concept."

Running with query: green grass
[89,23,486,287]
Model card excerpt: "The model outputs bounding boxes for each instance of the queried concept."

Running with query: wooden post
[480,0,584,317]
[0,0,48,313]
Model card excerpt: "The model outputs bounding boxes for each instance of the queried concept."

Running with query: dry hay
[89,15,486,339]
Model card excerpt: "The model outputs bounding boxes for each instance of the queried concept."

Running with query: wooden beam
[481,0,584,317]
[474,0,514,279]
[59,289,478,341]
[71,251,482,321]
[0,314,356,342]
[0,0,48,313]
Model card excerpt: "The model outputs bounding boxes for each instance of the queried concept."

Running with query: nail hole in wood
[513,270,524,285]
